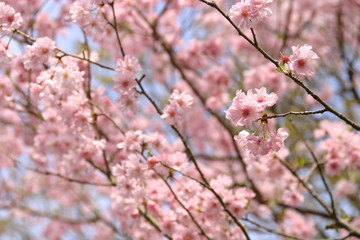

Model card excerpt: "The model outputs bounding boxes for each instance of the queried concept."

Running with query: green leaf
[297,157,309,167]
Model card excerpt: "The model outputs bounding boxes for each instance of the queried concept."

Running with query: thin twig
[289,121,336,216]
[256,108,328,121]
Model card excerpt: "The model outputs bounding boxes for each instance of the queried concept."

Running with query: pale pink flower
[235,128,288,156]
[161,89,193,124]
[247,161,269,180]
[206,93,229,111]
[228,197,248,218]
[169,89,193,109]
[244,63,290,98]
[249,87,278,111]
[204,66,231,95]
[161,104,182,125]
[281,189,304,206]
[224,187,255,218]
[161,211,177,235]
[289,45,319,77]
[117,92,139,113]
[234,130,250,145]
[125,154,148,179]
[235,131,270,155]
[33,37,56,56]
[69,1,92,26]
[0,42,12,63]
[116,55,142,75]
[147,156,159,168]
[229,0,273,28]
[281,209,317,238]
[165,151,188,171]
[0,2,23,34]
[226,88,278,127]
[226,99,259,127]
[315,120,360,175]
[325,159,344,176]
[0,76,13,98]
[335,179,357,198]
[268,128,289,151]
[34,12,57,38]
[23,37,56,70]
[117,130,144,152]
[113,72,137,94]
[247,134,271,155]
[230,2,256,28]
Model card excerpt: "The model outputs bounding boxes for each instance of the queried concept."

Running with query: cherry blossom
[0,1,358,239]
[229,0,273,28]
[116,55,142,75]
[0,2,23,35]
[161,89,193,124]
[289,44,319,77]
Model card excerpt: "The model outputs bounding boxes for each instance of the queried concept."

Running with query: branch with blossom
[0,1,359,239]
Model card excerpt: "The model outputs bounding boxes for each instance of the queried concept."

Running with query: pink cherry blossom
[169,89,193,109]
[0,1,358,239]
[161,103,183,125]
[289,44,319,77]
[22,37,56,70]
[0,41,12,63]
[113,72,137,94]
[248,87,278,111]
[161,89,193,124]
[335,179,357,198]
[147,156,159,168]
[0,2,23,35]
[226,88,278,127]
[268,128,289,151]
[229,0,273,28]
[235,127,288,156]
[280,209,317,238]
[116,55,142,75]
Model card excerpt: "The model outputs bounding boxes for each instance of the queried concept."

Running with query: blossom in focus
[235,128,288,156]
[227,87,288,156]
[289,45,319,77]
[229,0,273,28]
[225,87,277,127]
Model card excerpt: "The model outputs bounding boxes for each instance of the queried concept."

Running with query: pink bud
[147,156,159,168]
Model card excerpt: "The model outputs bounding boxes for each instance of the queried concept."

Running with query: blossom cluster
[226,87,288,156]
[281,44,319,77]
[161,89,194,125]
[22,37,56,70]
[113,55,142,94]
[112,143,256,240]
[314,120,360,176]
[0,2,22,35]
[229,0,273,28]
[235,127,289,156]
[226,87,277,127]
